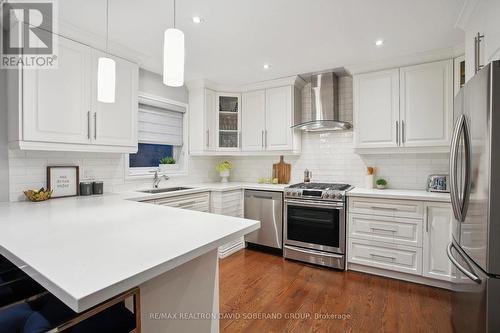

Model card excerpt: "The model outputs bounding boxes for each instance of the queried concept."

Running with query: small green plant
[159,157,176,164]
[376,178,387,186]
[216,160,233,172]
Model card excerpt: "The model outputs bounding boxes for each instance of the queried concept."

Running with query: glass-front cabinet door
[216,93,241,150]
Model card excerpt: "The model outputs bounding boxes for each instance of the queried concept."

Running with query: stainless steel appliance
[283,182,352,270]
[292,72,352,131]
[447,61,500,333]
[244,190,283,250]
[426,174,449,192]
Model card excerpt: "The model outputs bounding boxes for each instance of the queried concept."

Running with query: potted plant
[216,160,233,183]
[159,157,177,172]
[376,178,388,189]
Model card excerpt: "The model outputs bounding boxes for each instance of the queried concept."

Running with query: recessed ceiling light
[263,64,269,69]
[192,16,202,24]
[375,39,384,47]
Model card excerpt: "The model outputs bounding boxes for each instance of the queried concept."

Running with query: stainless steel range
[283,182,352,270]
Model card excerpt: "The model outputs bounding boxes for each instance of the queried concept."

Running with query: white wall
[0,69,9,202]
[227,76,449,190]
[139,69,188,103]
[7,70,218,201]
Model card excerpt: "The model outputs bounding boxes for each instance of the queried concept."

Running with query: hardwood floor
[219,249,453,333]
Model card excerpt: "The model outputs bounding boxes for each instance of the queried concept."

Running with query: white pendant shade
[97,57,116,103]
[163,28,185,87]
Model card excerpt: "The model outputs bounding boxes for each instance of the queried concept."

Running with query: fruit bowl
[24,188,53,202]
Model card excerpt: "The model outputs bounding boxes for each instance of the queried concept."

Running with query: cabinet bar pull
[371,206,398,211]
[206,130,209,148]
[370,253,397,261]
[402,120,406,144]
[396,121,399,146]
[261,130,265,148]
[93,113,97,140]
[474,32,484,74]
[87,111,91,140]
[370,227,397,233]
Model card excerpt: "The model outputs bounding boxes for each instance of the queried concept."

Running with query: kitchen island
[0,194,259,332]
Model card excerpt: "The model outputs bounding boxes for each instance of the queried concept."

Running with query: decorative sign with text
[47,166,79,198]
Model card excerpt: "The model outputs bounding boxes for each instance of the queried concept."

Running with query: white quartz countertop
[122,182,287,202]
[347,187,451,202]
[0,194,260,312]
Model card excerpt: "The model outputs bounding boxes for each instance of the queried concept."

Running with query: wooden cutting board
[273,156,291,184]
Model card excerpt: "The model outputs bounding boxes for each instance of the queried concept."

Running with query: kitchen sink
[138,187,194,194]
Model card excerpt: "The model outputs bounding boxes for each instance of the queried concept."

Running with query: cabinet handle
[396,121,399,146]
[474,32,484,74]
[206,130,209,148]
[93,113,97,140]
[402,120,406,144]
[261,130,265,148]
[87,111,91,140]
[426,218,429,232]
[371,206,397,211]
[370,227,397,233]
[265,130,268,148]
[370,253,397,261]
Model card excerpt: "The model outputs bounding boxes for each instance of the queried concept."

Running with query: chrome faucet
[153,170,170,188]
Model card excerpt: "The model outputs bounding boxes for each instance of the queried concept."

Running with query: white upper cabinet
[353,69,400,149]
[353,59,453,151]
[187,76,303,155]
[9,34,139,153]
[399,60,453,147]
[216,93,241,151]
[265,86,293,151]
[241,90,266,151]
[423,202,454,281]
[205,89,217,150]
[22,37,92,145]
[92,50,138,147]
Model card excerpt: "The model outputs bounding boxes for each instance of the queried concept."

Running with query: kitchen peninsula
[0,194,259,332]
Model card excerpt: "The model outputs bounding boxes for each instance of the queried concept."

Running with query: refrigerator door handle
[450,115,465,221]
[447,242,481,284]
[461,117,472,221]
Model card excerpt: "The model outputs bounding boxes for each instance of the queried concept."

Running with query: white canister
[365,175,374,189]
[220,170,230,183]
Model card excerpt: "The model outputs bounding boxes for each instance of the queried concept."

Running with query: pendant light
[163,0,185,87]
[97,0,116,103]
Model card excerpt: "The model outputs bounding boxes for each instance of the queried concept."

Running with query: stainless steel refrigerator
[447,60,500,333]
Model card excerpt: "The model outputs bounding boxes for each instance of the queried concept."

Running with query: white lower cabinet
[422,202,454,281]
[348,238,422,275]
[149,192,210,212]
[348,196,453,287]
[210,190,245,258]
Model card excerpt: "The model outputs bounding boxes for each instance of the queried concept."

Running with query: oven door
[284,199,345,254]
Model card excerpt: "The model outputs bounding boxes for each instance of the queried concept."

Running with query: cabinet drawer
[155,192,210,209]
[349,197,423,219]
[348,238,422,275]
[349,214,422,247]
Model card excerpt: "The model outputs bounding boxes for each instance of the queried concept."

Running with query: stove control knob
[336,193,343,200]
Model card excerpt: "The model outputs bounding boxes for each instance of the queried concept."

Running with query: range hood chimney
[292,72,352,131]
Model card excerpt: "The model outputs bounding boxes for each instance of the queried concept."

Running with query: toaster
[426,174,449,193]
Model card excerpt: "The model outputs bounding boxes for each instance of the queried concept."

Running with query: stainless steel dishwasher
[244,190,283,250]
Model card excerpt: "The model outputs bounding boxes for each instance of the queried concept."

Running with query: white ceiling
[58,0,466,86]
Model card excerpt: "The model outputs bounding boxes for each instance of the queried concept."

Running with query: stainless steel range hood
[292,72,352,131]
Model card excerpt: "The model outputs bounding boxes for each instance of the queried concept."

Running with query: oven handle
[284,199,344,209]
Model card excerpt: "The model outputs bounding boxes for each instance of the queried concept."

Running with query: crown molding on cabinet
[345,47,461,75]
[55,19,148,66]
[454,0,480,30]
[185,75,306,93]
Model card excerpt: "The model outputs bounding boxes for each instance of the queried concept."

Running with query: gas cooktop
[285,182,353,202]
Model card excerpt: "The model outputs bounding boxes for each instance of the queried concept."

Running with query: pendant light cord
[105,0,109,54]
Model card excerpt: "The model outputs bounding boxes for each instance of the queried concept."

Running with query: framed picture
[47,166,79,198]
